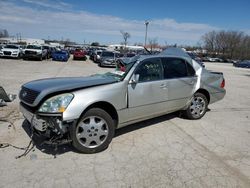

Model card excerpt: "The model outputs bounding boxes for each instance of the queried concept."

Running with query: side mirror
[129,74,140,84]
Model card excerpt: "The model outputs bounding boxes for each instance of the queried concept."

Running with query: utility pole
[144,20,149,47]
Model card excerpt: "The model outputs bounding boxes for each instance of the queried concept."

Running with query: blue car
[52,50,69,62]
[233,60,250,68]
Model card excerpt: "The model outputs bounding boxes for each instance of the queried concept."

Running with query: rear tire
[70,108,115,153]
[183,92,208,120]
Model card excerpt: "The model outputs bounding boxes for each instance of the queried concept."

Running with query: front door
[127,58,169,122]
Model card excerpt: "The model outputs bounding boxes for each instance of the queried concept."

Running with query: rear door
[161,57,197,109]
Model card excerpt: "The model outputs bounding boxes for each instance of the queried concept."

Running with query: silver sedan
[19,48,226,153]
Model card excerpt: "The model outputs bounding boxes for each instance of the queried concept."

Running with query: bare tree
[215,30,228,55]
[148,38,158,52]
[227,31,244,59]
[120,30,131,48]
[202,31,216,54]
[202,30,248,59]
[0,29,9,38]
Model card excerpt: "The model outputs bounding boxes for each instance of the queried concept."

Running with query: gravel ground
[0,57,250,188]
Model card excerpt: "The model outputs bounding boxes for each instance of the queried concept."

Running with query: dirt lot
[0,57,250,188]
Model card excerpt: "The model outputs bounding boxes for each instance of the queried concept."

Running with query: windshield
[43,46,49,49]
[55,51,67,54]
[100,58,137,81]
[75,49,83,52]
[26,45,41,50]
[102,52,114,57]
[5,45,19,49]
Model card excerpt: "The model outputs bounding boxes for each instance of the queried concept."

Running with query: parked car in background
[19,47,225,154]
[73,48,87,60]
[23,45,47,60]
[205,57,218,62]
[233,60,250,68]
[98,51,120,67]
[42,45,53,59]
[52,50,70,62]
[0,44,23,59]
[213,58,223,62]
[93,50,103,62]
[124,52,136,57]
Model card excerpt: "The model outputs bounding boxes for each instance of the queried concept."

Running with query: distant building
[49,42,65,49]
[108,44,144,51]
[0,37,45,45]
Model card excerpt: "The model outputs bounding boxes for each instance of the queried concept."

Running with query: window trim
[185,60,196,77]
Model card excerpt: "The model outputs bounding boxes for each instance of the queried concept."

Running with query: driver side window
[135,58,163,82]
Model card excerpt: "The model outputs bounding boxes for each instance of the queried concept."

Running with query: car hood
[2,48,20,52]
[25,49,42,52]
[21,75,117,106]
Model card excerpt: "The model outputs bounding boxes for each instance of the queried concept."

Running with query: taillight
[220,78,225,88]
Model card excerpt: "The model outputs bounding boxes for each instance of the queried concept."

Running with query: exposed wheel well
[196,89,210,104]
[83,102,119,127]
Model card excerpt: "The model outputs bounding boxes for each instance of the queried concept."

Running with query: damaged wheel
[70,108,114,153]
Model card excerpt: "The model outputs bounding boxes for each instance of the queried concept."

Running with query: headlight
[37,51,42,54]
[38,93,74,113]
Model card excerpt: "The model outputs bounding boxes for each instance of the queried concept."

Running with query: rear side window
[186,62,195,76]
[161,58,194,79]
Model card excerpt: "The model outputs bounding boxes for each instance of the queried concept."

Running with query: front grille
[19,87,40,105]
[4,51,11,55]
[25,50,37,55]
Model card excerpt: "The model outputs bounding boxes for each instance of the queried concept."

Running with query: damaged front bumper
[20,103,75,145]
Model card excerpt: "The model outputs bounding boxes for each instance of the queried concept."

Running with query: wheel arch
[195,88,210,104]
[80,101,119,128]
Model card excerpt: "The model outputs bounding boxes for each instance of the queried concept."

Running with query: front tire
[184,92,208,120]
[70,108,115,153]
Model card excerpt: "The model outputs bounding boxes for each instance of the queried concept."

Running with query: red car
[73,49,87,60]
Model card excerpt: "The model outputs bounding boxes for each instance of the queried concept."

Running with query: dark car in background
[98,51,120,67]
[92,49,103,62]
[233,60,250,68]
[73,48,87,60]
[187,52,205,68]
[52,50,70,62]
[42,45,53,59]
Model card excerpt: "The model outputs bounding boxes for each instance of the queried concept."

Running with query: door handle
[187,80,195,85]
[160,84,167,88]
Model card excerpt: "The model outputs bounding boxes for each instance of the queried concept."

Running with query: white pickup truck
[23,45,47,60]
